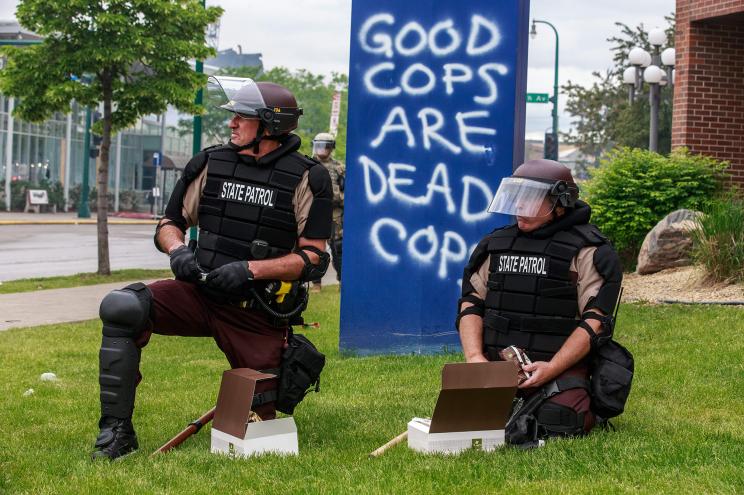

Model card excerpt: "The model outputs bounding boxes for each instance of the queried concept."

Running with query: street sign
[526,93,550,103]
[153,152,161,167]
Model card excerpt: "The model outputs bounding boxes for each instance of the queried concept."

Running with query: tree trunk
[97,73,112,275]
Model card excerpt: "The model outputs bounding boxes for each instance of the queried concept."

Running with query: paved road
[0,224,169,282]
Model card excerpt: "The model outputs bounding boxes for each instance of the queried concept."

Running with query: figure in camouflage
[90,76,333,460]
[310,132,345,290]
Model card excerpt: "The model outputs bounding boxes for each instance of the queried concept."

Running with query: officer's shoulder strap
[571,223,609,246]
[182,143,229,183]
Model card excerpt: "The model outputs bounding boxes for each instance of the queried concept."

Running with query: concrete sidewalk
[0,211,157,225]
[1,268,338,332]
[0,280,160,332]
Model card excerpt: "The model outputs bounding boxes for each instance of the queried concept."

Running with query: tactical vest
[195,146,315,272]
[482,223,608,362]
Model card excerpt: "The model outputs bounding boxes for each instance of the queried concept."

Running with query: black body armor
[195,146,314,271]
[479,205,612,362]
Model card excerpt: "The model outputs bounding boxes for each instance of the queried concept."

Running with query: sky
[1,0,675,140]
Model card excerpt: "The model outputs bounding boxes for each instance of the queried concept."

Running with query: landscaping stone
[637,209,701,275]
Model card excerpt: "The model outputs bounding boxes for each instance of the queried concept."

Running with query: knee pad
[535,401,586,437]
[100,283,152,338]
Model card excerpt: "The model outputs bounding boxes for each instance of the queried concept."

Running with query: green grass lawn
[0,269,173,294]
[1,289,743,494]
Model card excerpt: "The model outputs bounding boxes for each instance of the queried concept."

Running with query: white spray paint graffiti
[357,12,509,280]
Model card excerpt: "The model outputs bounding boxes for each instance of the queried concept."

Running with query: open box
[210,368,299,458]
[408,361,519,454]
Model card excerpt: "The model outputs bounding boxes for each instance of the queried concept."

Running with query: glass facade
[1,92,194,211]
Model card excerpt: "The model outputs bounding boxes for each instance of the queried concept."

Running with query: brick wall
[673,1,744,185]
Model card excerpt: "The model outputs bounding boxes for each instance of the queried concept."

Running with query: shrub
[9,180,32,211]
[691,192,744,283]
[583,147,727,264]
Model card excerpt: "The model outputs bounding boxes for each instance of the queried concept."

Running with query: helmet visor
[207,75,266,117]
[487,177,557,217]
[312,141,334,155]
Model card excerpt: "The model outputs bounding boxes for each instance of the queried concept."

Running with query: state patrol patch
[219,180,277,208]
[496,254,549,276]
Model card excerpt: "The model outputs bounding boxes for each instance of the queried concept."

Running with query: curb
[0,219,158,225]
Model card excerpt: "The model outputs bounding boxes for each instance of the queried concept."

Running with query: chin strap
[228,121,288,154]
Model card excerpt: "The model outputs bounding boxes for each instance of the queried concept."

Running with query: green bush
[583,147,727,263]
[692,192,744,283]
[9,180,32,211]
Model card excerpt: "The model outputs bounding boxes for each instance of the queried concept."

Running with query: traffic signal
[544,132,558,161]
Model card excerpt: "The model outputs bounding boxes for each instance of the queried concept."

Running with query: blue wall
[340,0,530,354]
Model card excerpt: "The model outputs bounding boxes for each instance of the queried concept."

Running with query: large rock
[636,209,701,275]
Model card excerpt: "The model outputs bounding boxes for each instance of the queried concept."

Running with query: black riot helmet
[207,76,303,152]
[488,159,579,217]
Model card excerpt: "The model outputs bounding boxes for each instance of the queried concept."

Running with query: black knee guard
[535,401,586,438]
[98,283,151,419]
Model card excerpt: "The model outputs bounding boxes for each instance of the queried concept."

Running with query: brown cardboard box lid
[429,361,519,433]
[212,368,277,438]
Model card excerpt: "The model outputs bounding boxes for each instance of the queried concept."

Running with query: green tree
[0,0,222,275]
[179,66,348,161]
[562,14,675,169]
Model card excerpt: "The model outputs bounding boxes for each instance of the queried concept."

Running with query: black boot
[92,416,138,460]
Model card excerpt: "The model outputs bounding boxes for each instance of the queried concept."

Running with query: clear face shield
[206,76,266,120]
[312,140,334,156]
[487,177,559,218]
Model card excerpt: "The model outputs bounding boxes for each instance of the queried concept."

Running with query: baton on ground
[369,431,408,457]
[152,406,216,456]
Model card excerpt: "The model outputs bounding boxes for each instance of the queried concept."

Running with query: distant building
[206,47,263,72]
[673,1,744,185]
[0,19,41,41]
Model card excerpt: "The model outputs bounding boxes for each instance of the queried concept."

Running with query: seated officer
[91,76,333,460]
[457,159,622,446]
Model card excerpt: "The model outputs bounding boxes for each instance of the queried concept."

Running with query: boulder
[636,209,702,275]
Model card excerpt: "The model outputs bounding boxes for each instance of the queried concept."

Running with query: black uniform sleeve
[153,150,210,252]
[585,244,624,315]
[302,164,333,239]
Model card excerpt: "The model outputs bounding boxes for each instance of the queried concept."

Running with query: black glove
[169,245,201,282]
[205,261,254,294]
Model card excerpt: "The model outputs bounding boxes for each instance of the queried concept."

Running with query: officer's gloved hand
[205,261,254,294]
[169,245,201,282]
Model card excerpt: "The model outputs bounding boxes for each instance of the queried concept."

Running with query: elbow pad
[294,245,330,282]
[455,295,485,331]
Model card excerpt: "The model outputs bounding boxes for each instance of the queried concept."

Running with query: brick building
[673,1,744,185]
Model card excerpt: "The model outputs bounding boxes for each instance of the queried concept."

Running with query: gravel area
[622,265,744,304]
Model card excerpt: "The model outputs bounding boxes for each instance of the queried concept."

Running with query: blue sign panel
[340,0,530,354]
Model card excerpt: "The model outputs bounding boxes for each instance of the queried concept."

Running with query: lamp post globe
[648,27,667,47]
[643,65,664,84]
[628,46,648,65]
[623,67,637,85]
[661,47,676,66]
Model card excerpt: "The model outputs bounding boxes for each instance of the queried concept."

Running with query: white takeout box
[209,368,298,458]
[211,417,298,458]
[407,417,505,454]
[408,361,518,454]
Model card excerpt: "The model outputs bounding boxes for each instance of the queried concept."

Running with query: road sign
[526,93,550,103]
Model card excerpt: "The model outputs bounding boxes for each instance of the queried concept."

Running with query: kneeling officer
[91,77,333,460]
[457,159,622,446]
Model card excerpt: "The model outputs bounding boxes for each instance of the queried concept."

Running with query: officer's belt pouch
[590,339,634,420]
[407,361,519,454]
[275,333,326,415]
[210,368,298,458]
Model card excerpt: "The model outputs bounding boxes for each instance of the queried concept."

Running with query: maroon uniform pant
[519,364,595,434]
[135,279,287,418]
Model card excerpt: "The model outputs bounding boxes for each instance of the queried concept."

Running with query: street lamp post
[531,19,559,161]
[622,28,675,152]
